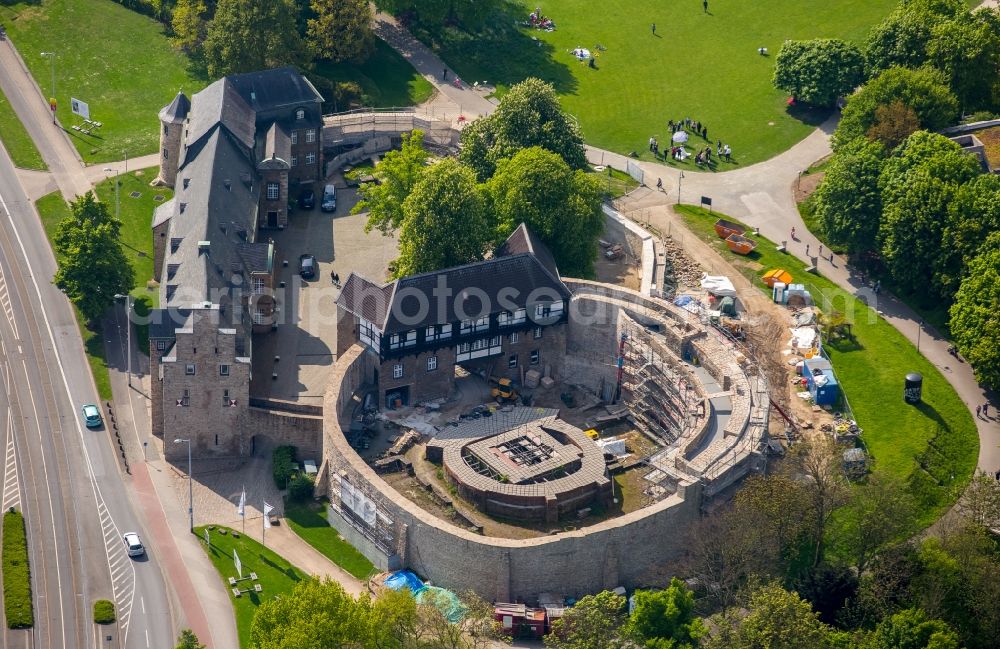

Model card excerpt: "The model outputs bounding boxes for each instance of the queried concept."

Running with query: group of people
[528,8,555,30]
[669,117,708,140]
[976,402,992,420]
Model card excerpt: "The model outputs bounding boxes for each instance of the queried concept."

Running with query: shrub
[272,445,297,489]
[287,474,316,502]
[3,510,33,628]
[93,599,116,624]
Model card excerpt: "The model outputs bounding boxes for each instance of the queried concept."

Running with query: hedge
[3,510,34,628]
[272,445,298,489]
[93,599,115,624]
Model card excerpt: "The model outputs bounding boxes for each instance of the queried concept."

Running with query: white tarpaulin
[341,480,377,526]
[597,438,628,456]
[700,274,737,297]
[71,97,90,119]
[790,326,817,350]
[672,130,689,143]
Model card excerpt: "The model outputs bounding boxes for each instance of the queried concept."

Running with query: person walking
[652,22,656,35]
[657,177,663,190]
[649,136,655,152]
[984,403,990,418]
[977,405,982,419]
[806,243,810,256]
[703,0,708,12]
[819,244,824,257]
[443,68,448,81]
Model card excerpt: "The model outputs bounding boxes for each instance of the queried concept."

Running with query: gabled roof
[227,67,324,114]
[182,79,256,168]
[159,91,190,123]
[495,223,561,280]
[337,224,570,334]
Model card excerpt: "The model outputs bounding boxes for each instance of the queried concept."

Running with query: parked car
[81,404,102,428]
[298,188,315,210]
[320,184,337,212]
[299,254,317,279]
[123,532,145,557]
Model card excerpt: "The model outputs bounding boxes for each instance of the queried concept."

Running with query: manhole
[153,194,165,202]
[129,191,141,199]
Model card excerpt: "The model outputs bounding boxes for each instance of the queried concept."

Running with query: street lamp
[676,171,685,205]
[104,167,120,221]
[174,438,193,531]
[40,52,56,124]
[113,293,131,387]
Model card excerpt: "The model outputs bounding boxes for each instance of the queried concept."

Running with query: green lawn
[0,0,206,163]
[677,206,978,523]
[195,526,310,647]
[313,40,434,110]
[284,501,376,581]
[414,0,899,165]
[592,166,640,198]
[0,87,46,170]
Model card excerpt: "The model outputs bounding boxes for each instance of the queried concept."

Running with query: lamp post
[104,167,120,221]
[174,438,193,531]
[40,51,56,124]
[676,171,685,205]
[113,293,131,387]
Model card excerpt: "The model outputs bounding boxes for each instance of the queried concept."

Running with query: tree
[459,78,588,181]
[203,0,309,78]
[625,579,705,648]
[813,137,885,254]
[927,10,1000,113]
[789,435,848,567]
[773,39,865,107]
[732,474,811,572]
[53,193,134,323]
[879,131,981,297]
[486,147,604,277]
[174,629,206,649]
[864,0,965,74]
[414,590,509,649]
[950,233,1000,388]
[794,563,859,626]
[307,0,374,64]
[708,582,840,649]
[250,578,379,648]
[864,607,961,649]
[171,0,209,55]
[938,174,1000,297]
[959,470,1000,530]
[394,159,492,277]
[834,67,959,149]
[374,0,501,29]
[355,130,430,235]
[833,472,917,574]
[545,591,628,649]
[866,101,921,150]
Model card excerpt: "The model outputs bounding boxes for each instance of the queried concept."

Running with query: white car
[123,532,145,557]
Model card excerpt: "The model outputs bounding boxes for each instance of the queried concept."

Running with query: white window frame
[222,388,230,407]
[531,350,540,365]
[389,333,401,350]
[156,340,167,351]
[427,356,438,372]
[305,152,316,165]
[220,364,230,377]
[359,318,381,353]
[534,327,543,339]
[392,363,404,379]
[252,277,265,294]
[291,156,298,167]
[266,182,279,200]
[508,354,518,369]
[404,330,417,347]
[510,332,519,344]
[425,325,436,342]
[295,109,305,120]
[440,323,452,339]
[291,131,298,144]
[305,129,316,143]
[185,363,196,376]
[181,389,190,406]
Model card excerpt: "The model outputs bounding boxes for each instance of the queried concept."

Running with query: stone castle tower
[155,91,190,188]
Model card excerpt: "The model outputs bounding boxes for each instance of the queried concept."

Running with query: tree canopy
[486,147,604,278]
[356,130,430,235]
[949,232,1000,388]
[814,136,885,254]
[53,192,134,323]
[203,0,309,77]
[307,0,374,64]
[834,67,959,149]
[864,607,962,649]
[373,0,501,29]
[864,0,965,74]
[460,78,588,181]
[545,591,628,649]
[773,39,865,107]
[625,579,705,648]
[174,629,206,649]
[394,159,492,277]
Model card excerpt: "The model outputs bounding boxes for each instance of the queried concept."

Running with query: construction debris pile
[660,236,703,294]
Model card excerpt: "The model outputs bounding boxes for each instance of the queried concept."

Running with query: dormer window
[170,237,182,253]
[295,109,305,120]
[183,178,190,189]
[167,264,179,279]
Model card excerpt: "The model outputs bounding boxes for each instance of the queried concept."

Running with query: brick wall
[247,407,322,458]
[158,118,184,187]
[258,169,288,229]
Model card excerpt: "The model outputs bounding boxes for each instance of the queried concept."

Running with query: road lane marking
[0,259,20,339]
[0,190,137,648]
[2,409,21,512]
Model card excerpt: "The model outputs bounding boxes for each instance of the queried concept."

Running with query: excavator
[489,376,518,403]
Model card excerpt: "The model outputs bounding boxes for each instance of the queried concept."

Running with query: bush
[287,474,316,502]
[3,510,33,628]
[272,446,297,489]
[93,599,116,624]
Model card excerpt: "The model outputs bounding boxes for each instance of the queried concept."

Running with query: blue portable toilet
[802,357,839,406]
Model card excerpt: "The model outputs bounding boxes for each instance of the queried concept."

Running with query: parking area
[250,172,399,407]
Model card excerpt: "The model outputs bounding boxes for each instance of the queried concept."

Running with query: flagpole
[242,485,246,535]
[262,499,266,548]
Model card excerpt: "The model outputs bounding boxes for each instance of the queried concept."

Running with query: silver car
[123,532,145,557]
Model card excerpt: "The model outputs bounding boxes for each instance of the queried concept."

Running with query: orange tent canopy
[762,269,793,288]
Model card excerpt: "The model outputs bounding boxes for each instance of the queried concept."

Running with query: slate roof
[226,67,324,114]
[261,122,291,169]
[148,308,191,339]
[338,225,570,334]
[181,79,256,169]
[237,242,273,274]
[152,197,175,228]
[158,91,190,123]
[496,223,561,280]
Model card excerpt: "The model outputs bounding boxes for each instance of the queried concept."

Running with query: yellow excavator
[490,377,518,402]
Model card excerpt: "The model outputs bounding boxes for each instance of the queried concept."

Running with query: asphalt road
[0,145,174,647]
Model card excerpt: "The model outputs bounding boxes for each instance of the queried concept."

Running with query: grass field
[0,0,205,164]
[195,526,310,647]
[314,40,435,110]
[418,0,899,165]
[0,87,46,170]
[677,206,978,523]
[284,501,376,580]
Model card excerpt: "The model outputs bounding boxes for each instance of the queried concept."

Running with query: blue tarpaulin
[384,570,426,594]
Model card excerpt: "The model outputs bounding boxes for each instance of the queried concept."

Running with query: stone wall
[247,406,322,459]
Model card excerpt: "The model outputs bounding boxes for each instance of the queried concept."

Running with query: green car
[82,404,102,428]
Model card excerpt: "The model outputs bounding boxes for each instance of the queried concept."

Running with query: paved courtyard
[251,172,399,407]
